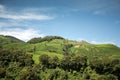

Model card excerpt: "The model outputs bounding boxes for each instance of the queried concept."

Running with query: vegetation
[0,35,120,80]
[27,36,64,44]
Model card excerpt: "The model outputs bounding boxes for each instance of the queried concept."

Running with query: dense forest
[0,35,120,80]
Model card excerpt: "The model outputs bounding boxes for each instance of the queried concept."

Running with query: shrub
[0,68,6,78]
[39,54,50,67]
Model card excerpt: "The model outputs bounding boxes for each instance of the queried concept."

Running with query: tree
[0,68,6,78]
[62,44,73,55]
[60,56,71,71]
[112,64,120,79]
[49,68,60,80]
[39,54,50,67]
[89,57,104,74]
[48,56,59,68]
[19,67,40,80]
[27,37,42,43]
[71,55,87,71]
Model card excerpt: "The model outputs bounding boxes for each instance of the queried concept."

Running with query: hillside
[26,38,120,64]
[0,35,120,80]
[0,35,120,62]
[0,35,24,45]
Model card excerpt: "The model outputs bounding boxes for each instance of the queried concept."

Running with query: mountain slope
[0,35,24,45]
[25,38,120,63]
[0,35,120,63]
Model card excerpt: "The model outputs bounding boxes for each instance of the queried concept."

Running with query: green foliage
[62,44,73,55]
[0,35,24,50]
[48,68,60,80]
[71,54,87,71]
[27,37,42,44]
[27,36,64,44]
[39,54,50,67]
[0,49,34,67]
[112,63,120,79]
[0,68,6,78]
[0,35,120,80]
[19,67,40,80]
[106,74,118,80]
[48,56,59,68]
[60,55,71,71]
[97,74,118,80]
[60,72,68,80]
[90,57,105,74]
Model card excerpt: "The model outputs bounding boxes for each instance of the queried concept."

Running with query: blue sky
[0,0,120,46]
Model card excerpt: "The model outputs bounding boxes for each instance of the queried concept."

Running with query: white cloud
[0,28,45,41]
[22,7,56,13]
[0,20,22,28]
[91,40,116,45]
[0,4,52,41]
[77,38,116,45]
[0,4,54,20]
[0,13,53,20]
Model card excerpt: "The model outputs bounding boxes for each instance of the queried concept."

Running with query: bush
[0,68,6,78]
[39,54,50,67]
[19,67,40,80]
[49,69,60,80]
[89,58,104,74]
[48,56,59,68]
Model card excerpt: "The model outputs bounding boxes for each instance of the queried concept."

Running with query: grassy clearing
[35,51,64,59]
[33,54,40,64]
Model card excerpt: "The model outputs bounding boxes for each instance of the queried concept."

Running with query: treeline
[0,48,120,80]
[39,54,120,80]
[27,36,64,44]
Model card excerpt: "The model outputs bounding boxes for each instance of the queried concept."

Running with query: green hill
[0,35,24,45]
[0,35,120,63]
[0,35,120,80]
[0,35,26,52]
[25,36,120,64]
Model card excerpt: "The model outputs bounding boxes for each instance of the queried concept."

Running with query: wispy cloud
[77,38,116,45]
[0,4,54,20]
[0,20,23,28]
[91,40,116,45]
[0,28,45,41]
[0,13,53,20]
[22,7,56,13]
[0,4,51,41]
[0,19,45,41]
[0,4,54,29]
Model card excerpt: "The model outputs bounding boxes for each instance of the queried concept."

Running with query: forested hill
[0,35,120,59]
[0,35,120,80]
[0,35,120,58]
[0,35,24,45]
